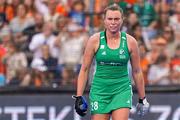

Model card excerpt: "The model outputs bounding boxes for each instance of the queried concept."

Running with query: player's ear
[103,14,106,22]
[121,16,125,25]
[103,15,107,26]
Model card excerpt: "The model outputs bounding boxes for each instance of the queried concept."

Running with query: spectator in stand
[133,0,157,28]
[139,44,150,85]
[0,0,179,87]
[7,68,31,87]
[60,65,76,86]
[34,0,49,17]
[54,15,69,35]
[14,13,44,65]
[150,36,168,56]
[68,0,87,27]
[170,45,180,84]
[3,40,28,84]
[132,23,150,85]
[55,22,88,85]
[132,23,150,50]
[0,25,11,48]
[146,43,161,65]
[23,12,44,44]
[23,12,44,41]
[161,25,177,58]
[40,44,58,86]
[148,53,170,85]
[9,4,35,34]
[133,0,158,41]
[10,0,21,16]
[94,0,109,14]
[44,0,60,24]
[0,1,9,30]
[0,26,11,85]
[29,21,59,59]
[0,0,14,22]
[9,3,34,53]
[55,0,69,17]
[110,0,136,15]
[147,36,172,75]
[24,0,37,18]
[93,0,109,31]
[156,2,171,32]
[124,12,139,35]
[30,58,49,87]
[169,1,180,42]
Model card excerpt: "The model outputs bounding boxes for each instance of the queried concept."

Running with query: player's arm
[128,34,149,116]
[128,35,145,99]
[73,34,98,116]
[76,34,98,96]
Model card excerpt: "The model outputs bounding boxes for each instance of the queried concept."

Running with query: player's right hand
[136,97,150,116]
[72,95,88,117]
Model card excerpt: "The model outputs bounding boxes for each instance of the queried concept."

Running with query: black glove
[72,95,88,117]
[136,97,150,116]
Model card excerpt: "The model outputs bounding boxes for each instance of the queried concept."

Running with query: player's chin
[109,29,119,34]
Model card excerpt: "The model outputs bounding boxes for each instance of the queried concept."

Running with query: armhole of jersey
[94,31,104,55]
[122,32,131,57]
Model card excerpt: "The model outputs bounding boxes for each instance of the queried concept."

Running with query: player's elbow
[81,65,89,73]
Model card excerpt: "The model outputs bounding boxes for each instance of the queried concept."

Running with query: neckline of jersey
[104,31,122,51]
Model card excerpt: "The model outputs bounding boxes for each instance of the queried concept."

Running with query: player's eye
[107,18,120,21]
[108,18,113,20]
[114,18,120,21]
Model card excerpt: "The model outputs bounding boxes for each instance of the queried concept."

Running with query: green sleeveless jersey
[90,31,131,95]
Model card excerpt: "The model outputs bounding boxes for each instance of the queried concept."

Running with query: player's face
[104,10,123,34]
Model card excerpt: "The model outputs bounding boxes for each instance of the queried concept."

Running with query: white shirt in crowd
[148,65,170,85]
[29,33,59,58]
[59,35,85,65]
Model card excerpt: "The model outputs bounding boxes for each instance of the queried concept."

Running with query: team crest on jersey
[119,49,125,55]
[119,49,126,59]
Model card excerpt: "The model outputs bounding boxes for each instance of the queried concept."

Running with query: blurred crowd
[0,0,179,88]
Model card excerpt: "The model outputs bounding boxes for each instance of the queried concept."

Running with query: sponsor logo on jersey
[101,51,106,55]
[122,36,126,40]
[100,36,105,39]
[119,55,126,59]
[126,100,130,104]
[99,61,125,66]
[100,45,105,49]
[100,62,105,65]
[122,41,125,48]
[121,36,126,47]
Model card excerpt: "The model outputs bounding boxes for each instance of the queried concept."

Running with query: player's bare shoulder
[125,33,138,53]
[126,33,137,44]
[87,32,100,52]
[89,32,100,43]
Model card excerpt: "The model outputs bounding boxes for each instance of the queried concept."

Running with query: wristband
[139,97,146,104]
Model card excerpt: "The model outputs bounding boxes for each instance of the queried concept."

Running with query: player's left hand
[136,97,150,116]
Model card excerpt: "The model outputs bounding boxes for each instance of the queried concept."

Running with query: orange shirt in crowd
[125,0,137,4]
[0,5,14,21]
[170,58,180,69]
[140,57,150,85]
[56,4,68,16]
[0,45,7,75]
[34,77,42,87]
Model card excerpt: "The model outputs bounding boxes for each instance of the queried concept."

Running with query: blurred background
[0,0,179,120]
[0,0,179,87]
